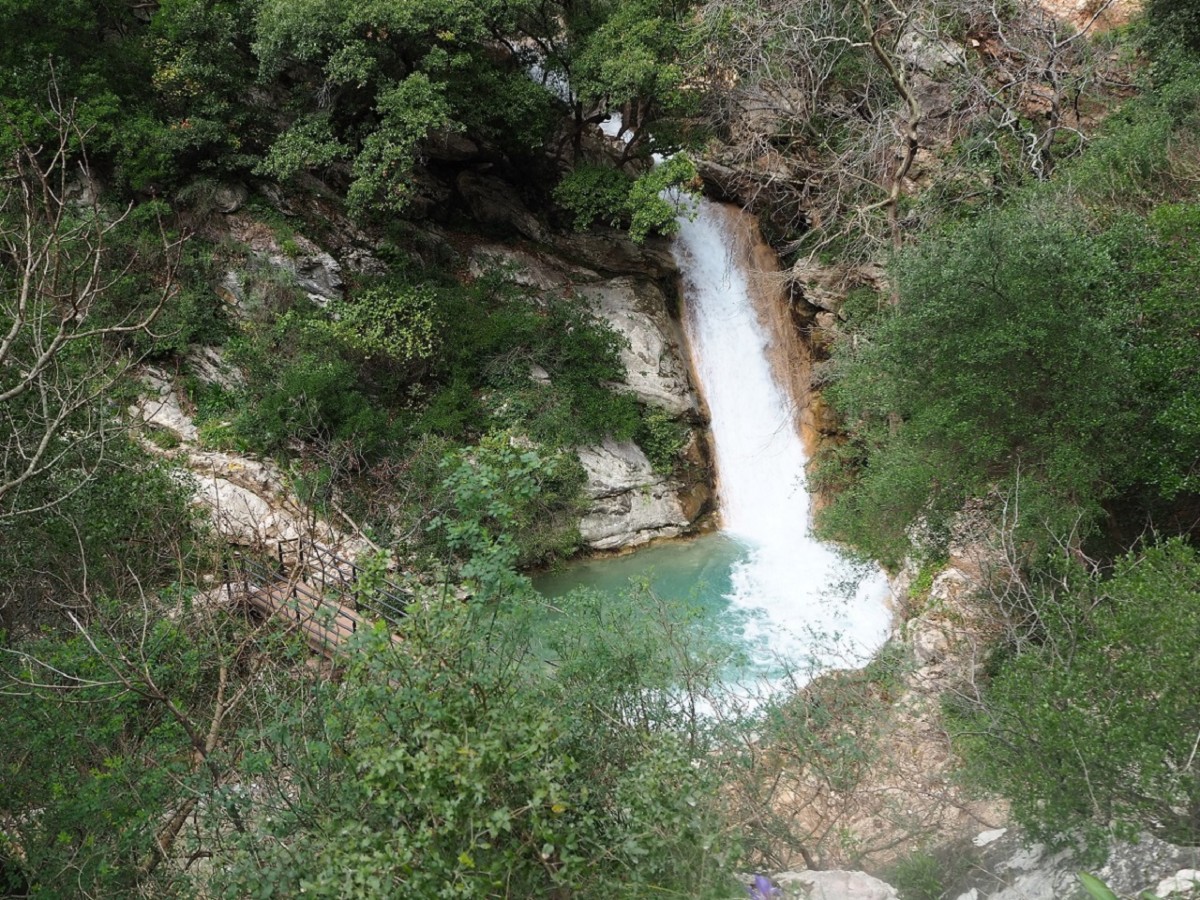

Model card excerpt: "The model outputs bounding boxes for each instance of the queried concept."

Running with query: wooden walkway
[225,539,411,661]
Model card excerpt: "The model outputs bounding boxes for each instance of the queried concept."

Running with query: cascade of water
[671,201,891,668]
[533,95,892,672]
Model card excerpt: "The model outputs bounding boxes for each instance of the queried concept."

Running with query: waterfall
[671,200,891,669]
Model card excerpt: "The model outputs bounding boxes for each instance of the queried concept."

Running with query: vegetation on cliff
[3,0,1200,894]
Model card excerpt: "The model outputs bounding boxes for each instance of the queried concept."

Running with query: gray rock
[131,368,199,442]
[213,182,248,214]
[186,346,244,392]
[577,439,690,550]
[576,277,697,416]
[897,29,966,74]
[425,128,481,161]
[947,827,1200,899]
[283,249,344,306]
[217,270,245,307]
[468,243,600,291]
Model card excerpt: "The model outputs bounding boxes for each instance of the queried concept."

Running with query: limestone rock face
[276,248,344,306]
[576,439,690,550]
[131,369,199,442]
[577,277,697,416]
[131,372,368,564]
[467,243,600,292]
[945,827,1200,900]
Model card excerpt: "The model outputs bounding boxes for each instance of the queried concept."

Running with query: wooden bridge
[223,538,412,659]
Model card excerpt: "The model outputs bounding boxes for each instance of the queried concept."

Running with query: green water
[534,533,758,648]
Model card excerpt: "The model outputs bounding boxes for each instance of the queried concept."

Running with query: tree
[0,88,182,524]
[692,0,1120,260]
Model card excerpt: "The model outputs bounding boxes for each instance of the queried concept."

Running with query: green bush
[215,588,739,899]
[553,156,699,243]
[951,539,1200,850]
[635,407,690,474]
[553,164,636,232]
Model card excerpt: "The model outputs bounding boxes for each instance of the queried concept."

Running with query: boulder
[897,29,966,74]
[577,439,690,550]
[186,346,244,392]
[775,870,900,900]
[576,277,697,416]
[274,248,343,306]
[468,242,600,292]
[213,182,248,214]
[425,128,481,162]
[130,369,199,442]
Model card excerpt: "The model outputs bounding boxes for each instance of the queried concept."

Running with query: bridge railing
[222,538,413,651]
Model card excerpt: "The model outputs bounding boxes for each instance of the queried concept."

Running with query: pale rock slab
[131,368,199,442]
[576,277,697,416]
[775,869,900,900]
[577,439,689,550]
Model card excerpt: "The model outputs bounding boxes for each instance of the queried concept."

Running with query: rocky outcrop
[939,826,1200,900]
[576,439,692,550]
[577,277,697,416]
[467,242,601,291]
[775,870,900,899]
[465,234,709,552]
[551,228,678,281]
[456,171,546,242]
[131,371,369,565]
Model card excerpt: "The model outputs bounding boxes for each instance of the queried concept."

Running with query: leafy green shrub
[635,407,690,474]
[626,154,699,242]
[816,198,1135,563]
[216,589,739,899]
[428,433,585,576]
[950,539,1200,850]
[554,156,699,242]
[553,164,636,231]
[225,307,400,456]
[326,282,439,373]
[889,851,946,900]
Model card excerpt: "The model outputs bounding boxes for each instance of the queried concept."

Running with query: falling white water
[671,201,892,671]
[530,94,893,675]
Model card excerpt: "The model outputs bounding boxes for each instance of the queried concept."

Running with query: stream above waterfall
[536,187,892,682]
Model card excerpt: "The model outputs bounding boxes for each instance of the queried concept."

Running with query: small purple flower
[748,874,780,899]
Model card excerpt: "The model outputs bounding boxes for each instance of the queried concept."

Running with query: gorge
[539,190,891,682]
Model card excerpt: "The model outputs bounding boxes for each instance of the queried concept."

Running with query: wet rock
[577,439,690,550]
[552,229,678,280]
[457,170,546,242]
[576,277,697,416]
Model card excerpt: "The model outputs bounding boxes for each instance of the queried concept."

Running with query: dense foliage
[950,540,1200,850]
[813,19,1200,854]
[5,0,1200,891]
